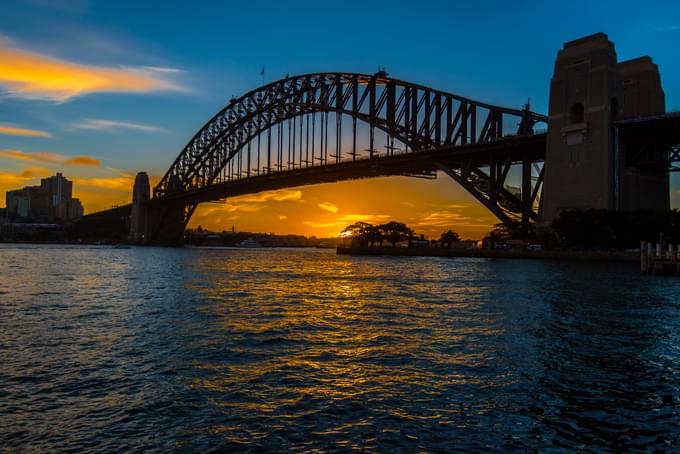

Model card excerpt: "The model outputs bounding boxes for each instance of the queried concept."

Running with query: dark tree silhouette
[484,221,525,248]
[379,221,414,247]
[440,230,461,248]
[366,224,383,247]
[341,221,373,246]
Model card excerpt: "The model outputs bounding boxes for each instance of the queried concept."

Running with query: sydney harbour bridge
[84,33,680,244]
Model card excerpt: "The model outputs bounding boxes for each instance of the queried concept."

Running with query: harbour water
[1,244,679,451]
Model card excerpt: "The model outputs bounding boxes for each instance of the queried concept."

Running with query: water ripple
[1,245,679,451]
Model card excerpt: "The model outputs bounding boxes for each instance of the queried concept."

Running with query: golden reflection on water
[181,248,510,445]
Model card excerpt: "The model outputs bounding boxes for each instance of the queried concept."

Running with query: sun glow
[187,177,497,239]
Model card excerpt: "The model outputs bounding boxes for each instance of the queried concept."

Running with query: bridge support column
[130,172,150,243]
[146,203,187,245]
[130,172,187,244]
[539,33,622,225]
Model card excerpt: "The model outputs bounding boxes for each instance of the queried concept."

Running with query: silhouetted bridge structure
[82,33,680,244]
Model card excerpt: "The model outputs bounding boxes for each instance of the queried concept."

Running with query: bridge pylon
[130,172,150,242]
[539,32,669,226]
[129,171,187,244]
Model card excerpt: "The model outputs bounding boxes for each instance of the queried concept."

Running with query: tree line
[341,221,461,248]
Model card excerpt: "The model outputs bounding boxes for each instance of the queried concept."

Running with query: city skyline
[1,0,679,238]
[4,171,84,222]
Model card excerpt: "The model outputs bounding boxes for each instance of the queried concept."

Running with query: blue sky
[1,0,679,236]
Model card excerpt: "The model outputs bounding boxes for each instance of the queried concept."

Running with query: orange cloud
[0,149,61,163]
[318,201,338,213]
[231,189,302,203]
[302,221,344,229]
[64,156,101,166]
[338,214,391,223]
[0,47,185,101]
[0,149,100,167]
[221,203,267,213]
[0,125,51,138]
[71,175,134,191]
[0,170,35,187]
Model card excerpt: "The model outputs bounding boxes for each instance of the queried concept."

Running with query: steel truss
[153,72,547,229]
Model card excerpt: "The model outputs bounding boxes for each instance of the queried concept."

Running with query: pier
[640,241,680,275]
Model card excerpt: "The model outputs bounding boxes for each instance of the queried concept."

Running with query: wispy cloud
[277,215,288,220]
[413,210,470,227]
[655,25,680,32]
[200,203,267,215]
[0,148,100,166]
[0,125,52,138]
[75,119,166,133]
[231,189,303,203]
[0,46,186,101]
[303,221,344,229]
[193,189,304,218]
[338,214,391,223]
[318,201,338,213]
[223,203,267,213]
[17,167,53,179]
[0,166,52,185]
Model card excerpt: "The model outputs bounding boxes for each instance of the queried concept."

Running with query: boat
[236,238,263,248]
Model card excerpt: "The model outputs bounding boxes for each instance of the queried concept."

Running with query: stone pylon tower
[538,33,668,225]
[539,33,622,224]
[617,57,668,210]
[130,172,150,242]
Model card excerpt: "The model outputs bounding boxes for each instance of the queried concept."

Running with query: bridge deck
[152,133,546,206]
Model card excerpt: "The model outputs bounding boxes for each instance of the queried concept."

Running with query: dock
[640,241,680,275]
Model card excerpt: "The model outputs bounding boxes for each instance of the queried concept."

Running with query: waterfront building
[5,186,50,221]
[54,198,84,220]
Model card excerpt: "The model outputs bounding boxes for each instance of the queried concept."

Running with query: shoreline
[336,246,639,263]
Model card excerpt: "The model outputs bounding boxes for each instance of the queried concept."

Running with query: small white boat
[236,238,263,248]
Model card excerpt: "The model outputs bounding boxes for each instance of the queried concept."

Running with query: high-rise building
[4,172,84,221]
[40,172,73,208]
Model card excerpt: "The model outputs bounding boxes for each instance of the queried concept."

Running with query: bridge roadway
[152,133,546,207]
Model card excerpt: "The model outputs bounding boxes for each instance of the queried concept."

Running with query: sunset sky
[2,0,679,239]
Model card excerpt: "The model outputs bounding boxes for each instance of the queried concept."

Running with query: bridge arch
[149,72,547,242]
